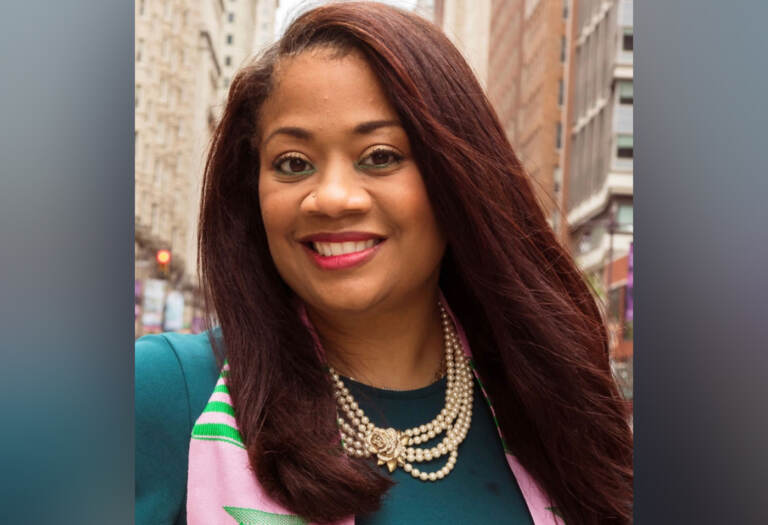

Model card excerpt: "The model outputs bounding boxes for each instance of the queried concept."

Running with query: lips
[298,232,386,270]
[312,239,378,256]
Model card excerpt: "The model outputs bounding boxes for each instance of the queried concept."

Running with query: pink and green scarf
[186,299,564,524]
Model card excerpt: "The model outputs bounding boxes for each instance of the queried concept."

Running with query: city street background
[134,0,633,410]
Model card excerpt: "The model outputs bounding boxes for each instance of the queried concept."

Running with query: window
[558,78,564,106]
[616,135,633,158]
[228,12,235,22]
[618,81,633,104]
[563,0,568,18]
[226,34,233,44]
[556,122,562,149]
[135,84,141,108]
[136,39,143,62]
[617,203,633,232]
[622,28,633,51]
[224,56,231,66]
[139,0,145,16]
[560,36,566,62]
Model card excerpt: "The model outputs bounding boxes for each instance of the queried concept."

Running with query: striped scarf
[186,298,563,524]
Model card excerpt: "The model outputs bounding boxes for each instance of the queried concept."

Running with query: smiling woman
[258,48,445,321]
[135,3,632,525]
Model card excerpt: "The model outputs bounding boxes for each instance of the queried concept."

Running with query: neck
[306,287,444,390]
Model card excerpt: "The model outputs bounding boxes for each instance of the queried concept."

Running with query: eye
[273,153,315,176]
[357,147,404,170]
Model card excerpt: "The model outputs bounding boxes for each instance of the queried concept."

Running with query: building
[437,0,573,239]
[220,0,279,93]
[434,0,633,402]
[414,0,437,23]
[135,0,276,336]
[493,0,573,235]
[566,0,633,398]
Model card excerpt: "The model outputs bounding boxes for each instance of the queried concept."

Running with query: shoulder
[136,332,221,420]
[135,332,221,525]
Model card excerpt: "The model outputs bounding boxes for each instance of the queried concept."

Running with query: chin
[304,282,387,316]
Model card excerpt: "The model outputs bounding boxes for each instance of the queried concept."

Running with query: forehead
[260,48,398,133]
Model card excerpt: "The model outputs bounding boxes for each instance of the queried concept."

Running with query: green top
[135,333,220,525]
[135,332,533,524]
[344,375,533,525]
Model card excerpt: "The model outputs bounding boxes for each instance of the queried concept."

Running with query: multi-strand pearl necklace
[329,303,474,482]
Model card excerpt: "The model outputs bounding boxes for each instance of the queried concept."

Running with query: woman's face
[257,48,446,315]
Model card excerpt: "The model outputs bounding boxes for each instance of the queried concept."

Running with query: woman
[136,3,633,524]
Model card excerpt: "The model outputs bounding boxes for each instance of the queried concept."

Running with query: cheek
[258,181,296,262]
[392,178,446,257]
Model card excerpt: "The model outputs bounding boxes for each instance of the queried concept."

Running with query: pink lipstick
[299,232,385,270]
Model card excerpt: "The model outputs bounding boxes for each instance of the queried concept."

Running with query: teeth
[312,239,377,257]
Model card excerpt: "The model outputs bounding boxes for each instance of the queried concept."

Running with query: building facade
[566,0,633,399]
[135,0,276,336]
[220,0,279,92]
[438,0,573,238]
[433,0,633,403]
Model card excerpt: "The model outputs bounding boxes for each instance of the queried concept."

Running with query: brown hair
[199,2,632,523]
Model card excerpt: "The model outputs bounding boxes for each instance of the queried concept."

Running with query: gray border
[636,0,768,522]
[0,1,134,523]
[2,0,768,522]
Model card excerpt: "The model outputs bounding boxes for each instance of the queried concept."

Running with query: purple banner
[625,242,633,322]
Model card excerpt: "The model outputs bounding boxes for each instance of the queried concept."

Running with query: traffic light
[156,249,171,276]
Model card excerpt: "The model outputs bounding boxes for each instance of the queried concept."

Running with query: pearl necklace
[329,303,474,482]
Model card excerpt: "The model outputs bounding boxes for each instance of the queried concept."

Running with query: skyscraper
[439,0,573,238]
[220,0,279,93]
[135,0,278,335]
[567,0,633,399]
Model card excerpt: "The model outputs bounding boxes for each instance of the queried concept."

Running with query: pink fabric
[188,295,561,524]
[507,454,564,525]
[194,409,237,428]
[440,293,563,524]
[209,392,234,404]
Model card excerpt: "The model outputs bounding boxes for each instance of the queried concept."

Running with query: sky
[274,0,420,38]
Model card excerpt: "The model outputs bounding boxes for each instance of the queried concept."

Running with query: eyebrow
[352,119,401,134]
[261,119,402,147]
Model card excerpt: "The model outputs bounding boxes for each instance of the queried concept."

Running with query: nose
[301,159,372,217]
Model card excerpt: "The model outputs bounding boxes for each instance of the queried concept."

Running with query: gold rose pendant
[364,427,409,473]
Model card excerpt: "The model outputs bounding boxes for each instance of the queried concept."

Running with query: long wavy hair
[198,2,632,523]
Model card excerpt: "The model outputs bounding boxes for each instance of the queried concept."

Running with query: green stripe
[214,384,229,394]
[203,401,235,416]
[223,506,306,524]
[546,506,564,520]
[192,435,246,449]
[192,422,244,445]
[470,366,512,453]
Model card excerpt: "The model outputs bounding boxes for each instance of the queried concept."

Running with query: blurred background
[134,0,633,415]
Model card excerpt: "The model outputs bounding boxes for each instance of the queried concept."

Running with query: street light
[156,249,171,276]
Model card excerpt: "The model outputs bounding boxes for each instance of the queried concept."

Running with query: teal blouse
[135,332,533,524]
